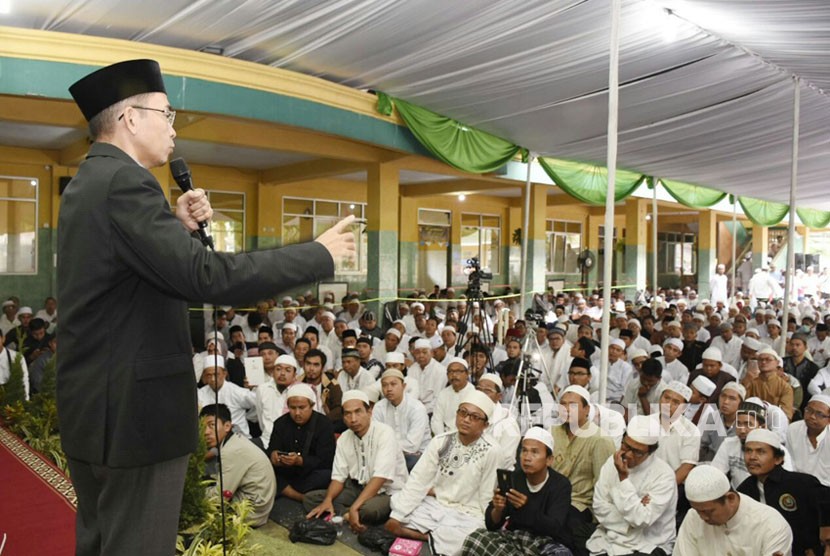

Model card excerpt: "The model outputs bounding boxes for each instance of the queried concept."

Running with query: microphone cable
[210,302,228,556]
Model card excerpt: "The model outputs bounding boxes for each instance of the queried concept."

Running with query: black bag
[288,518,338,546]
[357,526,397,553]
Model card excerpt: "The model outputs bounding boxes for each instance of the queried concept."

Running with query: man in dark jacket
[60,59,354,556]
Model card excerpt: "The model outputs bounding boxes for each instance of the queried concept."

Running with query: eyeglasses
[119,105,177,126]
[456,407,487,423]
[804,406,830,420]
[620,440,649,458]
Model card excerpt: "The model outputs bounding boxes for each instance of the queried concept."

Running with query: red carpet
[0,427,75,556]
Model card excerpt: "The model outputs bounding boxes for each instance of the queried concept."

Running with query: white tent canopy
[4,0,830,206]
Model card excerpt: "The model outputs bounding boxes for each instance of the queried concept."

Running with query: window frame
[0,175,39,275]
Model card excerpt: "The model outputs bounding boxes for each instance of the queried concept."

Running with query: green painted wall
[0,228,56,309]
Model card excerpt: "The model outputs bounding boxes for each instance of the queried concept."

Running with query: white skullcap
[768,319,782,328]
[361,383,382,404]
[692,313,706,322]
[628,318,641,328]
[701,347,723,362]
[275,354,299,370]
[321,311,336,320]
[756,346,778,358]
[692,375,716,397]
[385,328,402,339]
[746,428,782,450]
[381,368,405,381]
[411,302,425,311]
[447,357,469,370]
[281,322,298,332]
[442,325,457,335]
[560,384,591,405]
[627,348,648,360]
[204,354,225,369]
[523,426,554,452]
[460,390,494,420]
[649,345,663,355]
[206,331,224,344]
[664,338,684,351]
[664,380,692,402]
[478,373,503,390]
[665,320,682,329]
[765,309,777,316]
[808,394,830,410]
[413,338,432,350]
[610,338,626,349]
[385,352,405,365]
[742,337,762,351]
[1,300,13,308]
[17,306,32,315]
[721,382,746,400]
[685,465,731,503]
[710,313,722,321]
[285,383,316,403]
[281,296,293,302]
[393,319,406,325]
[626,415,660,445]
[342,389,370,406]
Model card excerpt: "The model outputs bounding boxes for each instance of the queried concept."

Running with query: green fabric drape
[375,92,522,174]
[796,207,830,229]
[538,157,644,205]
[660,179,727,208]
[738,196,789,226]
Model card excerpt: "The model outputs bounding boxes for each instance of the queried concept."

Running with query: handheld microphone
[170,157,214,249]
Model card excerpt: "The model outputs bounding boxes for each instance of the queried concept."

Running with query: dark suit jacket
[57,143,334,467]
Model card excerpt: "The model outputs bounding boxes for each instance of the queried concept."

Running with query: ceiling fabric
[5,0,830,207]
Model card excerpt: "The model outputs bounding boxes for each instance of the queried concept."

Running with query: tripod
[507,318,553,434]
[453,258,496,378]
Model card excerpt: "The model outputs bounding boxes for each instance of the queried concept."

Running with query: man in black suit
[59,59,355,556]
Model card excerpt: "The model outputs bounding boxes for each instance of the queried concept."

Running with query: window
[658,232,696,274]
[0,176,37,274]
[171,190,245,253]
[546,220,582,273]
[461,214,500,273]
[283,197,366,273]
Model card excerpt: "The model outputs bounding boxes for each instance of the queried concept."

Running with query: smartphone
[497,468,513,495]
[277,450,292,457]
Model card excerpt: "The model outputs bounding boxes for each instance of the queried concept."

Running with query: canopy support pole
[652,181,658,297]
[598,0,621,405]
[520,153,535,314]
[731,198,737,301]
[780,77,800,356]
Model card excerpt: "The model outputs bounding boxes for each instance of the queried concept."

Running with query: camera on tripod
[463,257,493,281]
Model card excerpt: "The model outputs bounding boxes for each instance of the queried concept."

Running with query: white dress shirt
[197,381,256,437]
[338,366,375,393]
[373,394,431,455]
[486,403,522,469]
[605,359,634,403]
[254,376,290,447]
[331,421,409,493]
[786,420,830,486]
[408,358,449,414]
[431,382,474,435]
[653,414,701,471]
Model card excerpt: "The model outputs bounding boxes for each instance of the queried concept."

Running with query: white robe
[372,394,431,455]
[408,358,449,414]
[431,383,475,435]
[587,454,678,555]
[485,403,522,470]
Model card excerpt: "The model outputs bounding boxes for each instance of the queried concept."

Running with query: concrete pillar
[624,198,647,292]
[698,210,718,298]
[752,224,769,271]
[523,183,547,297]
[366,163,399,318]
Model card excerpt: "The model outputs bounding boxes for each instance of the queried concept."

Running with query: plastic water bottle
[330,515,344,537]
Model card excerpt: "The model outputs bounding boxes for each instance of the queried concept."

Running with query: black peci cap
[69,59,167,121]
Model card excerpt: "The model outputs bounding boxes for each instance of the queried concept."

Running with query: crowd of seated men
[7,288,830,555]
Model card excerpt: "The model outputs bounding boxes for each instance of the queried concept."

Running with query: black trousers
[68,454,189,556]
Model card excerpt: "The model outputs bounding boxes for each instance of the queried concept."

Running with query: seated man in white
[200,403,276,527]
[373,368,431,471]
[408,338,450,414]
[476,373,521,470]
[305,390,409,533]
[431,357,475,435]
[385,391,501,556]
[786,393,830,486]
[338,347,375,392]
[587,415,678,556]
[255,350,300,447]
[675,465,792,554]
[197,355,256,438]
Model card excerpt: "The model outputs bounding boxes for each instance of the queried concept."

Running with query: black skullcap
[258,341,279,352]
[342,348,360,359]
[69,59,167,121]
[341,329,357,339]
[569,357,592,372]
[737,401,766,422]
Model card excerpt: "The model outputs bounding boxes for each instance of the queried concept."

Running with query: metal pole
[652,181,658,297]
[599,0,621,405]
[519,153,535,314]
[780,77,800,356]
[731,198,737,301]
